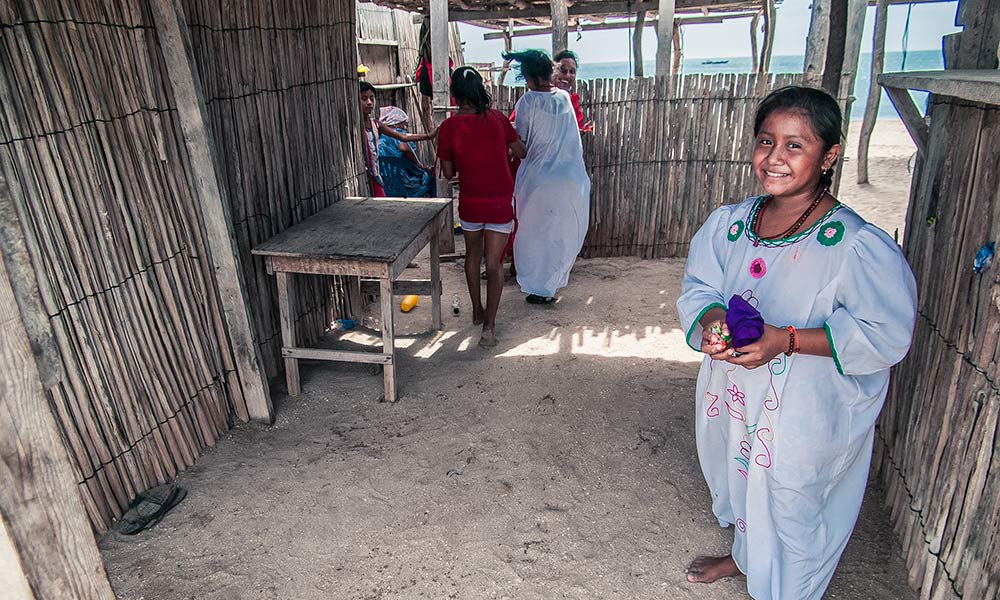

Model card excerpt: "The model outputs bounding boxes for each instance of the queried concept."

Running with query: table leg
[276,271,300,396]
[379,277,397,402]
[347,276,363,319]
[430,215,442,331]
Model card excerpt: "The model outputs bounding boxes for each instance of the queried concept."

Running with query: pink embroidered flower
[749,257,766,279]
[730,224,739,235]
[823,227,837,239]
[727,384,746,405]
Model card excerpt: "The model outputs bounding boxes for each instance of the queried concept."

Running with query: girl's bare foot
[472,313,484,326]
[685,555,741,584]
[478,328,497,347]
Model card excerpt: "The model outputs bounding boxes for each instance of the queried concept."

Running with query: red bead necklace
[752,186,829,247]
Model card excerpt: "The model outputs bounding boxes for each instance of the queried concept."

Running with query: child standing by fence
[359,81,436,197]
[677,86,917,599]
[437,66,526,347]
[503,49,591,305]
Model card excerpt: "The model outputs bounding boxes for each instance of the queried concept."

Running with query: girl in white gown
[502,49,591,304]
[677,86,917,599]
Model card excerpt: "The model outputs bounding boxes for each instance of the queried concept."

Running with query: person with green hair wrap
[502,49,591,305]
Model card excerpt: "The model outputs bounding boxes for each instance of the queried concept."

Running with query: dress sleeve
[824,224,917,376]
[513,97,528,138]
[436,120,454,162]
[677,207,731,351]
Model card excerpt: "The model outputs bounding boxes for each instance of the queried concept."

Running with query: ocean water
[571,49,943,120]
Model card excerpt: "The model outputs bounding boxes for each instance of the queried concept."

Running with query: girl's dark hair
[754,86,843,187]
[450,66,492,114]
[501,49,553,83]
[553,50,578,64]
[359,80,376,95]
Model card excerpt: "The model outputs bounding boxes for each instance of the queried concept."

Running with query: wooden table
[252,196,451,402]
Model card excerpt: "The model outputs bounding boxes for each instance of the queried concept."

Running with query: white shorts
[460,219,515,234]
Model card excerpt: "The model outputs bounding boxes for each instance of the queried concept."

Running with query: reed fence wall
[181,0,365,379]
[0,0,363,532]
[494,72,802,258]
[875,96,1000,600]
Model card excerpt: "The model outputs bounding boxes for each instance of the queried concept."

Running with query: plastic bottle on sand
[452,293,460,315]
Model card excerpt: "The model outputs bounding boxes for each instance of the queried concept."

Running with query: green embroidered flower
[818,221,845,246]
[727,220,745,242]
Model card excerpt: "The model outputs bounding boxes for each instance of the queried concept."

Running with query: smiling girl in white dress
[677,86,917,600]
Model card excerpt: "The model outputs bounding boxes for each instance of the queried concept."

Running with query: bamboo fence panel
[493,72,801,258]
[181,0,365,379]
[0,0,365,532]
[875,98,1000,600]
[0,0,250,532]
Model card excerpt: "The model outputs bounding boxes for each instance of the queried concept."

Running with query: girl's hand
[700,320,732,361]
[580,120,595,133]
[726,324,787,369]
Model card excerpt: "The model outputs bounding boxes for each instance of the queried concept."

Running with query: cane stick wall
[495,72,801,257]
[875,97,1000,600]
[180,0,365,379]
[0,0,363,532]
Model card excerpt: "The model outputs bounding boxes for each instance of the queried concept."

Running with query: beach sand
[99,121,918,599]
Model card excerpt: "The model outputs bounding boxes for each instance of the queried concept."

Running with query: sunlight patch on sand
[413,331,458,358]
[496,326,702,362]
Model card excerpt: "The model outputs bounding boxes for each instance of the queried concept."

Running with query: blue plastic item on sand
[973,242,994,273]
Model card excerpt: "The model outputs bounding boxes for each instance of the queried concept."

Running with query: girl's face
[555,58,577,91]
[752,108,841,200]
[360,90,375,116]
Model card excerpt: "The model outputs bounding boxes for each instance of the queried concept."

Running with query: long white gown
[676,196,917,600]
[512,89,591,297]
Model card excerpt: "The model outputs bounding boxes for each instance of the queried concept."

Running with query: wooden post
[0,173,115,600]
[761,0,776,74]
[830,0,867,193]
[655,0,675,77]
[858,0,888,184]
[821,0,849,97]
[803,0,830,87]
[379,277,397,402]
[150,0,273,422]
[275,271,300,396]
[633,10,646,77]
[430,0,455,254]
[498,21,513,86]
[551,0,569,57]
[672,20,683,74]
[750,11,760,74]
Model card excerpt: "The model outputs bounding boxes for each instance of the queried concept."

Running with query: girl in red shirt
[438,66,527,348]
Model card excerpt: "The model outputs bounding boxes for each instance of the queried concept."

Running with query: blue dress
[677,196,917,599]
[377,130,433,198]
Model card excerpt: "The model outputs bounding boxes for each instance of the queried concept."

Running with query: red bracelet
[784,325,800,356]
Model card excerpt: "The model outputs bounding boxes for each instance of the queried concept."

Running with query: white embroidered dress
[677,196,917,600]
[512,88,591,297]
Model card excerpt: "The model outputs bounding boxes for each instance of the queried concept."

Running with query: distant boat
[701,59,729,65]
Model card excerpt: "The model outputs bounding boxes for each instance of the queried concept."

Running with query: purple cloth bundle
[726,294,764,348]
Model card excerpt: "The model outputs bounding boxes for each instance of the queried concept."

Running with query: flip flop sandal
[525,294,555,305]
[117,484,187,535]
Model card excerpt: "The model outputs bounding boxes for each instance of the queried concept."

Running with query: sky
[457,0,962,64]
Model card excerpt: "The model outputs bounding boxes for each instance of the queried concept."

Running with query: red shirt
[437,109,519,223]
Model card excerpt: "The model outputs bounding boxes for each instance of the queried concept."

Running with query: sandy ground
[100,122,918,599]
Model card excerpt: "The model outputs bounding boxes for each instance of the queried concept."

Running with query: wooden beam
[750,11,760,73]
[551,0,569,56]
[655,0,676,77]
[879,70,1000,105]
[451,0,763,21]
[633,10,646,77]
[0,172,115,600]
[760,0,775,73]
[150,0,272,422]
[430,0,455,255]
[803,0,830,87]
[858,0,889,184]
[881,85,929,155]
[481,14,735,40]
